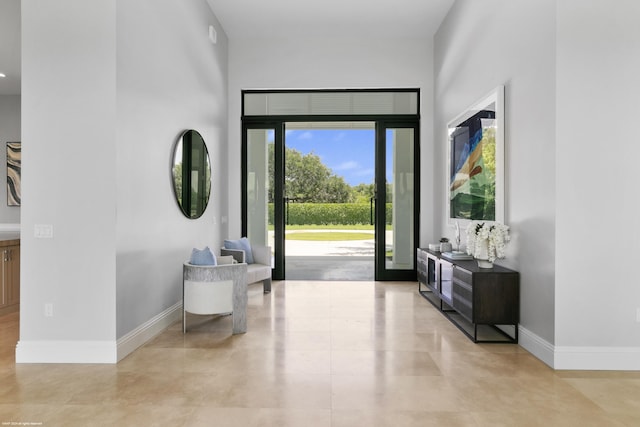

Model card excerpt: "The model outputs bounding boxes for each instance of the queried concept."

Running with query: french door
[241,89,420,281]
[243,124,283,278]
[242,120,419,281]
[374,122,419,280]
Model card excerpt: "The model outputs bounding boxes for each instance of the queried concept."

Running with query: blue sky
[285,129,376,186]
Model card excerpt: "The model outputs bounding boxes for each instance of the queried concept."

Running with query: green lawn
[279,224,374,231]
[269,224,391,231]
[285,231,374,241]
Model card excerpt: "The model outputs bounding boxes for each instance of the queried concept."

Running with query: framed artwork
[7,142,21,206]
[447,86,504,225]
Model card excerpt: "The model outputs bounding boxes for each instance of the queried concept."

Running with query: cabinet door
[416,250,428,285]
[439,260,454,305]
[425,253,439,293]
[473,272,519,324]
[452,267,473,322]
[5,245,19,306]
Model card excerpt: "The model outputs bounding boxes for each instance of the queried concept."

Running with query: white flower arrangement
[466,221,510,263]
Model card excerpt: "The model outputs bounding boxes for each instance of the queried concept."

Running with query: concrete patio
[269,230,378,280]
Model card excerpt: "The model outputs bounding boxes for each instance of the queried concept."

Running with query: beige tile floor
[1,280,640,426]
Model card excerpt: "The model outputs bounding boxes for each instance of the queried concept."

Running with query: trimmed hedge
[268,203,392,225]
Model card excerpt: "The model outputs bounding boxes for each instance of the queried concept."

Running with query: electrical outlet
[34,224,54,239]
[45,303,53,317]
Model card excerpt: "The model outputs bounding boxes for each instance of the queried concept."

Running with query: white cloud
[285,130,313,140]
[333,132,347,141]
[333,161,359,171]
[354,168,374,177]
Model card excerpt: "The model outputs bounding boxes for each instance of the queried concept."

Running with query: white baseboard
[116,302,182,362]
[16,340,118,364]
[15,303,182,364]
[554,346,640,370]
[518,325,640,370]
[0,223,20,232]
[518,325,555,368]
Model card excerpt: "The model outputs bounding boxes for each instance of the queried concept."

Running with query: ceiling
[0,0,455,95]
[206,0,454,39]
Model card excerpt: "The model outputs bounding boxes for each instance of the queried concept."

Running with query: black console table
[417,248,520,343]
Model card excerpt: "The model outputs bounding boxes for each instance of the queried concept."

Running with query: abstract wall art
[447,86,504,225]
[7,142,21,206]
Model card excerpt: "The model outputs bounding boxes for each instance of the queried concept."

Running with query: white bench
[221,244,272,293]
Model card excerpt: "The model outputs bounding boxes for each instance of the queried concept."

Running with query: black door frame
[374,120,421,281]
[241,89,420,281]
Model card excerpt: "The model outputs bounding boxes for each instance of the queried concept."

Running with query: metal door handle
[285,197,290,225]
[370,197,375,225]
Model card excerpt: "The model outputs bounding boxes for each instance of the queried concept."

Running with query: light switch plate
[34,224,54,238]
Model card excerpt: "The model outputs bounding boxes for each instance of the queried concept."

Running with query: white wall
[18,0,228,363]
[227,36,435,244]
[19,0,118,362]
[434,0,557,362]
[115,0,228,341]
[0,95,20,226]
[436,0,640,370]
[555,0,640,369]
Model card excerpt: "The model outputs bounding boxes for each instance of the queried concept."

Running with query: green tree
[321,175,353,203]
[268,143,353,203]
[351,182,394,203]
[352,183,375,203]
[172,162,183,203]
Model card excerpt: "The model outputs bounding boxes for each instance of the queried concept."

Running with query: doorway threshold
[285,256,374,281]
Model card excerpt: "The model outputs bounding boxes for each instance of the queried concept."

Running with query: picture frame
[6,141,21,206]
[446,86,504,226]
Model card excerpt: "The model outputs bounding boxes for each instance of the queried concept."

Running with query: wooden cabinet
[0,239,20,315]
[417,248,519,343]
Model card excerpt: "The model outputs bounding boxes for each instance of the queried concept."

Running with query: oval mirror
[171,129,211,219]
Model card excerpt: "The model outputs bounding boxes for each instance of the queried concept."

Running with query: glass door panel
[376,124,418,280]
[245,126,280,277]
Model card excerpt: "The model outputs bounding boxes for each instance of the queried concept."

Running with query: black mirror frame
[171,129,212,219]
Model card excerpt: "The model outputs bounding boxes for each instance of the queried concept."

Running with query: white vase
[474,239,493,268]
[476,259,494,268]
